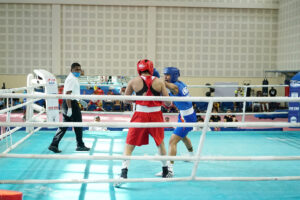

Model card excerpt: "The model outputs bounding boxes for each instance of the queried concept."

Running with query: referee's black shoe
[76,146,90,151]
[48,145,62,153]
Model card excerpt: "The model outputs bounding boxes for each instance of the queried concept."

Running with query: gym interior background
[0,0,299,96]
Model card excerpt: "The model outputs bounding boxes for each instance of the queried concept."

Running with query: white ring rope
[186,84,288,88]
[1,176,300,185]
[0,93,299,103]
[0,84,46,94]
[63,83,288,89]
[1,154,299,161]
[81,110,288,116]
[0,127,22,140]
[81,111,133,115]
[0,98,41,115]
[0,121,299,128]
[2,127,41,154]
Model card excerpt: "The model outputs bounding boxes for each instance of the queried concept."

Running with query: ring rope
[0,121,299,128]
[0,127,22,141]
[0,110,45,140]
[1,176,300,185]
[1,93,299,103]
[63,83,287,89]
[0,98,41,115]
[81,110,288,116]
[0,84,45,94]
[2,127,41,154]
[1,154,299,161]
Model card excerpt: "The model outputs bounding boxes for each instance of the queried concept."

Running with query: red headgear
[137,59,154,76]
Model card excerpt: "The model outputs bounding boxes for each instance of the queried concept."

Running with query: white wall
[0,0,279,77]
[277,0,300,70]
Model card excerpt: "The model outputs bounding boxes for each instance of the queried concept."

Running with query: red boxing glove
[162,102,173,109]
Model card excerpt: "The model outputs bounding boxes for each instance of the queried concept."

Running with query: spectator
[254,91,269,112]
[192,103,200,113]
[22,90,27,121]
[94,87,104,95]
[0,98,5,109]
[89,116,107,131]
[212,102,220,112]
[223,109,238,122]
[234,87,244,112]
[88,99,104,111]
[107,89,114,95]
[88,88,105,111]
[269,87,278,111]
[120,86,131,111]
[194,115,211,131]
[210,107,221,131]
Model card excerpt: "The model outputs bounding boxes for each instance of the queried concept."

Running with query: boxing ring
[1,86,300,199]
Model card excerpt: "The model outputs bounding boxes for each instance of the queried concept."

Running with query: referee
[48,63,90,153]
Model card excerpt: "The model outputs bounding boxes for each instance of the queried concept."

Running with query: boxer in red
[114,59,172,187]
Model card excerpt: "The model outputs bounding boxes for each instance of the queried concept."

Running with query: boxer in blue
[156,67,197,177]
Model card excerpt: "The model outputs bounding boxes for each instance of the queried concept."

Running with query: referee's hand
[67,108,72,117]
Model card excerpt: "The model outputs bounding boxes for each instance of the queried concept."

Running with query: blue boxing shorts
[173,111,197,138]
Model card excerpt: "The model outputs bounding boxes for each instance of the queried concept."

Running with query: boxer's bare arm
[124,79,135,104]
[155,79,171,106]
[165,81,179,95]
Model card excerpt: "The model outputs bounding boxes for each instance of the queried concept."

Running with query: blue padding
[220,127,283,131]
[254,110,288,119]
[195,102,208,111]
[220,102,234,111]
[107,127,124,131]
[164,127,175,131]
[80,89,94,95]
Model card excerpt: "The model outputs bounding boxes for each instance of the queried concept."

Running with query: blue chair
[220,102,234,111]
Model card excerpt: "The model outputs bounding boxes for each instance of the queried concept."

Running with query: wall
[277,0,300,70]
[0,0,279,78]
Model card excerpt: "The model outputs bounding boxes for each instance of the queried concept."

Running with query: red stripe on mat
[0,190,22,200]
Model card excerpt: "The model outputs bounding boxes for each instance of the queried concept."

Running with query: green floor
[1,130,300,200]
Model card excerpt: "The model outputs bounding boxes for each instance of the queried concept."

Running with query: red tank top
[136,76,162,107]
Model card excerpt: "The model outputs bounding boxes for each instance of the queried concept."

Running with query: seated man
[89,116,108,131]
[209,107,221,131]
[0,98,5,109]
[223,109,238,122]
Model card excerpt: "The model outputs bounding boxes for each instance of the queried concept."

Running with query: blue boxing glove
[153,68,160,78]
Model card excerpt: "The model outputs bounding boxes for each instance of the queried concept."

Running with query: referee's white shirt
[63,72,80,100]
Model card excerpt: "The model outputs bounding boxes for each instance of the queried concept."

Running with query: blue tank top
[169,81,193,110]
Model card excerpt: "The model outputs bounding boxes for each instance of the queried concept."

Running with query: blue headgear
[163,67,180,83]
[153,68,160,78]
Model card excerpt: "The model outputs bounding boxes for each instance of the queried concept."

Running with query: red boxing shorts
[126,111,164,146]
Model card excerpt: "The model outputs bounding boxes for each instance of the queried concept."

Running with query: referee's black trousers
[50,100,85,147]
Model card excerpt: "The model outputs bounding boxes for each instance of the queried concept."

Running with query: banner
[288,72,300,123]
